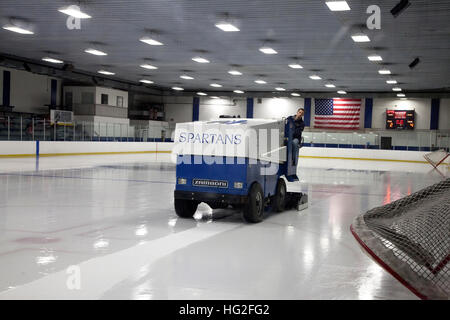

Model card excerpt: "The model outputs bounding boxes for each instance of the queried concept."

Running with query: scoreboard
[386,110,415,130]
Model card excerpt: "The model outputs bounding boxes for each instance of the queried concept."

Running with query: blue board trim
[430,98,440,130]
[246,97,254,118]
[304,98,311,127]
[364,98,373,128]
[192,97,200,121]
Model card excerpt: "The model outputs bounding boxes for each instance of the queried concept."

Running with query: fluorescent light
[197,92,207,96]
[139,37,164,46]
[140,64,158,70]
[234,90,244,94]
[368,55,383,61]
[85,48,107,56]
[309,75,321,80]
[180,75,194,80]
[379,69,391,74]
[325,1,351,11]
[2,25,34,35]
[351,33,370,42]
[215,23,240,32]
[228,70,242,75]
[58,6,91,19]
[397,93,405,97]
[259,47,278,54]
[210,83,222,87]
[291,93,301,97]
[392,87,402,91]
[192,57,210,63]
[289,64,303,69]
[42,57,64,64]
[255,80,267,84]
[337,90,347,94]
[386,80,397,84]
[172,87,184,91]
[275,87,286,91]
[325,84,335,88]
[98,70,115,75]
[139,80,154,84]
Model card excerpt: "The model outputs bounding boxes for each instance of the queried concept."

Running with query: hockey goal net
[424,149,450,169]
[351,178,450,300]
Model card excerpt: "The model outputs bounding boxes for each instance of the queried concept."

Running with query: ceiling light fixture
[215,23,240,32]
[84,48,107,56]
[139,80,154,84]
[386,80,397,84]
[255,80,267,84]
[325,84,335,88]
[2,25,34,35]
[337,90,347,94]
[233,90,244,94]
[172,87,184,91]
[192,57,210,63]
[197,92,207,96]
[259,47,278,54]
[58,5,92,19]
[325,1,351,11]
[210,83,222,87]
[392,87,402,91]
[42,57,64,64]
[351,33,370,42]
[139,37,164,46]
[309,75,321,80]
[98,70,115,75]
[379,69,391,74]
[180,75,194,80]
[289,64,303,69]
[368,55,383,61]
[291,93,301,97]
[228,70,242,75]
[140,64,158,70]
[275,87,286,91]
[397,93,406,97]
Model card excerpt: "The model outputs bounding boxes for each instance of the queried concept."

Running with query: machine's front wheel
[243,182,264,223]
[273,178,287,212]
[174,199,199,218]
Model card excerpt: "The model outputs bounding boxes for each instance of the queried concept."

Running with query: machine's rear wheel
[243,182,264,223]
[174,199,199,218]
[273,178,287,212]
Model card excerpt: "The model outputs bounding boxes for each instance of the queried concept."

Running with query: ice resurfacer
[173,118,307,222]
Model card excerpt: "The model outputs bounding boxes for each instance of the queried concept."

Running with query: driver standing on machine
[288,108,305,166]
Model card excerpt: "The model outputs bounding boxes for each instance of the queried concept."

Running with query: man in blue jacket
[289,108,305,166]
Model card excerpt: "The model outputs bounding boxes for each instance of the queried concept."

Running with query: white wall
[0,66,61,114]
[440,99,450,130]
[372,98,431,130]
[163,96,193,123]
[64,86,128,108]
[254,97,304,120]
[199,97,246,120]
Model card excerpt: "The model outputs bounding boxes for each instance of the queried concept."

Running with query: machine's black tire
[174,199,198,218]
[273,178,287,212]
[242,182,265,223]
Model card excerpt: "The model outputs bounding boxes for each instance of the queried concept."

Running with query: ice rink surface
[0,153,448,300]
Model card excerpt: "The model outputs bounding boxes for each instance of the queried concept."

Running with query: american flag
[314,98,361,130]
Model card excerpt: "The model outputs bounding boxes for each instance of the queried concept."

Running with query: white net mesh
[424,149,450,168]
[351,178,450,300]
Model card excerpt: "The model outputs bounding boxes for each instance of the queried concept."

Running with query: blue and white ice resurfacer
[173,118,308,222]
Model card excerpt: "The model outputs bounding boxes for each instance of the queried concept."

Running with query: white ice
[0,153,447,299]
